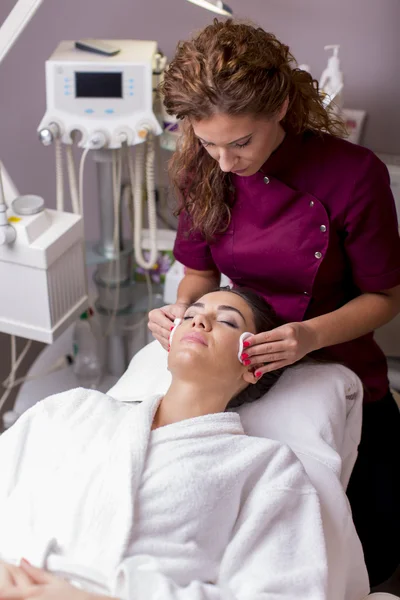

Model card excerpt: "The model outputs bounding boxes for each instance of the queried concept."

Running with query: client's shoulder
[41,387,129,418]
[39,388,156,431]
[236,435,315,494]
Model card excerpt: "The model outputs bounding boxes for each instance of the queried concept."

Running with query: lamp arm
[0,0,43,65]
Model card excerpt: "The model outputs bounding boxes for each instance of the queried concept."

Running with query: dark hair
[215,287,287,409]
[162,19,347,241]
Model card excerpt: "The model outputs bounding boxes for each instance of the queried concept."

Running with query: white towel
[0,389,329,599]
[0,389,157,578]
[108,343,369,600]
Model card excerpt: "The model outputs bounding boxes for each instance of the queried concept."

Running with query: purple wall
[1,0,399,241]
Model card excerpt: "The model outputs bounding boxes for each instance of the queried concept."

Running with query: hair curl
[161,19,347,240]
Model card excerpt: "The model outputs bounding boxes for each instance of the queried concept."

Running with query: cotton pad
[238,332,253,363]
[169,318,182,346]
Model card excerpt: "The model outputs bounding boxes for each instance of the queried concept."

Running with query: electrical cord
[78,147,91,215]
[0,336,28,414]
[128,136,158,270]
[76,144,96,320]
[3,355,73,390]
[55,137,64,212]
[0,161,7,207]
[1,353,74,430]
[66,144,80,214]
[105,148,123,336]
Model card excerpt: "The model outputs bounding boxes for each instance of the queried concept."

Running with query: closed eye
[200,138,252,149]
[183,315,237,328]
[219,320,238,328]
[234,139,251,148]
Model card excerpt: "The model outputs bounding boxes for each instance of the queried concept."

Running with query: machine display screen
[75,72,123,98]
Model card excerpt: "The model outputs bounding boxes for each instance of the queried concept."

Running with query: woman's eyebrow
[188,302,246,324]
[217,305,246,323]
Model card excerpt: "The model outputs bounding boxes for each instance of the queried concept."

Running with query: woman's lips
[181,333,208,346]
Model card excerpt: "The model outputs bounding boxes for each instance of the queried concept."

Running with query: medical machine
[0,0,231,407]
[0,167,86,344]
[0,0,231,350]
[0,0,88,345]
[35,38,174,378]
[0,2,170,391]
[38,40,162,150]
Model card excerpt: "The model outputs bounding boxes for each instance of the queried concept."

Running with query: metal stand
[92,149,134,377]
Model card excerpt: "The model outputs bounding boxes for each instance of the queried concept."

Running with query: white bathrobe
[0,389,328,599]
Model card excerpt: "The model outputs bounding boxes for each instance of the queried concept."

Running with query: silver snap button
[263,176,270,184]
[315,251,322,259]
[303,291,310,296]
[320,225,327,232]
[310,200,315,207]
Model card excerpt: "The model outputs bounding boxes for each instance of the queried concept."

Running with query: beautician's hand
[0,560,115,600]
[241,322,318,376]
[148,302,189,350]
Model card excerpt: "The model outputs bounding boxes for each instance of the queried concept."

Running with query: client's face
[168,291,257,392]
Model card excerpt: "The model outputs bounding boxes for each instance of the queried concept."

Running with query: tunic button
[303,291,310,296]
[320,225,327,232]
[310,200,315,207]
[315,251,322,259]
[263,176,270,184]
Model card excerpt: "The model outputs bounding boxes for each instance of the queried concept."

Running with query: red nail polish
[170,326,174,331]
[241,353,249,359]
[255,371,262,378]
[243,341,251,348]
[244,360,251,366]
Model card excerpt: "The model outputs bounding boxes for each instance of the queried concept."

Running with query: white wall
[1,0,399,242]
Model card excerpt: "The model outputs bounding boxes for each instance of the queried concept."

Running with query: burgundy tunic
[174,132,400,402]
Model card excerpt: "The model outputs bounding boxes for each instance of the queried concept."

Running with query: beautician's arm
[245,285,400,374]
[307,285,400,350]
[176,267,221,307]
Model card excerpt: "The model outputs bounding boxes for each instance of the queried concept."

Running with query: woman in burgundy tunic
[148,20,400,587]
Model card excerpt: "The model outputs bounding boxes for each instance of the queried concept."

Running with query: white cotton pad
[238,332,253,363]
[169,318,182,346]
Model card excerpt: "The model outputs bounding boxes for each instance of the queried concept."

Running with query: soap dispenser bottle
[319,45,344,112]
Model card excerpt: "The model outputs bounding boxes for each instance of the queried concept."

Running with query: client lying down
[0,288,328,600]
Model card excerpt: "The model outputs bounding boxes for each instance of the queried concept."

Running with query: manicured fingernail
[244,360,251,366]
[21,558,31,565]
[168,346,170,352]
[170,326,174,331]
[241,353,249,359]
[243,341,251,348]
[255,371,262,378]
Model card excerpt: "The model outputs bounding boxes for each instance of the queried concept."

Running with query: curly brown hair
[161,19,347,241]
